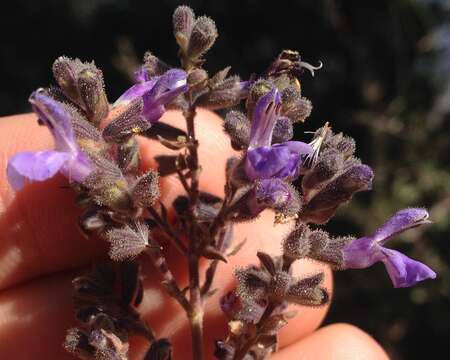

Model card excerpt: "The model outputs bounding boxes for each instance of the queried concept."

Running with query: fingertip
[273,323,389,360]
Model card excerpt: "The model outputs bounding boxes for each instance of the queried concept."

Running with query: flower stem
[188,253,204,359]
[145,247,191,313]
[185,96,205,360]
[233,256,293,360]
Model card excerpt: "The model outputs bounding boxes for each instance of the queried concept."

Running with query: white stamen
[298,60,323,77]
[304,121,331,168]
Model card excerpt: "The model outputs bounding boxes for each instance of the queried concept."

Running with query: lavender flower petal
[7,151,71,190]
[381,248,437,288]
[7,90,95,191]
[342,236,381,269]
[246,145,290,180]
[29,90,76,152]
[61,152,96,184]
[114,79,158,107]
[342,208,436,287]
[115,69,188,123]
[245,141,312,181]
[248,88,281,149]
[248,178,291,215]
[372,208,431,244]
[134,66,150,83]
[145,68,188,106]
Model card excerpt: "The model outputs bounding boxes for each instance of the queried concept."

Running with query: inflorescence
[6,5,436,360]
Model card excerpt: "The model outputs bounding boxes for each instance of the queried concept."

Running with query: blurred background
[0,0,449,358]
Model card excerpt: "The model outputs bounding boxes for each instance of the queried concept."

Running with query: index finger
[0,109,232,290]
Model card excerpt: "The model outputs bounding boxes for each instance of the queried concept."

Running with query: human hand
[0,110,388,359]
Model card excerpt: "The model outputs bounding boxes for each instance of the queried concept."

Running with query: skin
[0,110,389,359]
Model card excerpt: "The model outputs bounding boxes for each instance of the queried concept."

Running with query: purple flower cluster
[3,6,438,359]
[7,67,188,191]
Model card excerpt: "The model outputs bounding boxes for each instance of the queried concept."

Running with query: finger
[0,212,332,359]
[271,323,389,360]
[0,109,233,289]
[0,111,333,357]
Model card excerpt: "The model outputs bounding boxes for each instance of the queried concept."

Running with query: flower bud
[223,110,251,150]
[117,137,140,174]
[131,170,160,208]
[282,96,312,123]
[235,266,269,302]
[281,85,301,105]
[336,135,356,157]
[187,16,218,59]
[106,222,149,261]
[78,68,109,126]
[173,6,195,51]
[187,68,208,90]
[103,98,150,143]
[70,108,103,143]
[196,76,248,110]
[52,57,83,104]
[282,223,311,261]
[246,79,273,120]
[53,56,109,126]
[84,156,134,213]
[286,273,328,306]
[143,51,171,78]
[300,164,374,224]
[308,229,330,254]
[313,235,353,269]
[249,179,301,222]
[271,116,294,143]
[307,229,353,268]
[268,271,292,301]
[302,150,343,193]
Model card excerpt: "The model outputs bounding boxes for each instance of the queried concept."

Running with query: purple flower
[7,89,94,191]
[114,68,188,123]
[245,88,312,181]
[342,208,436,288]
[248,178,296,216]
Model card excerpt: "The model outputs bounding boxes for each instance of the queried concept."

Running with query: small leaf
[143,122,187,141]
[155,155,187,176]
[209,66,231,87]
[226,238,247,257]
[257,251,276,276]
[205,288,219,298]
[202,245,228,262]
[157,135,188,150]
